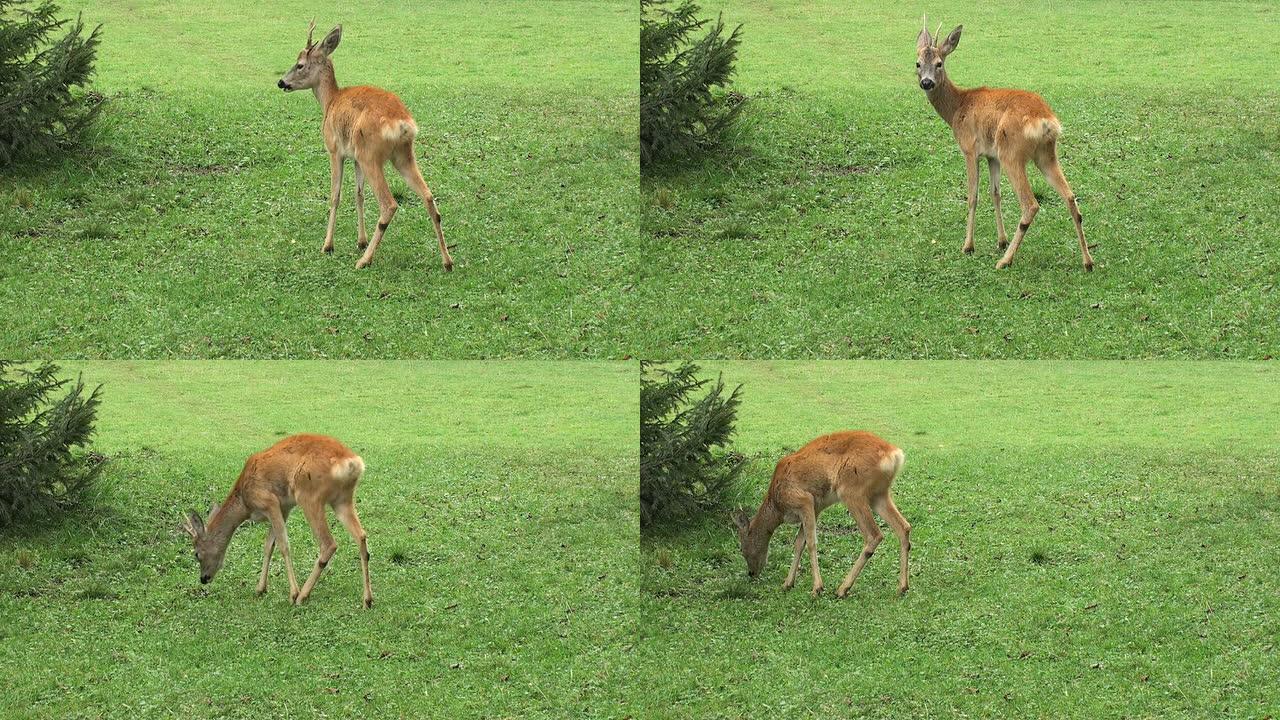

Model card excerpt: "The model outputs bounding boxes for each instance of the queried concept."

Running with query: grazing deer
[277,21,454,271]
[180,434,373,608]
[916,16,1093,271]
[732,431,910,598]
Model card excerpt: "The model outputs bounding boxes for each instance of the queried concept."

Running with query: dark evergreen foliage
[0,361,104,527]
[640,361,744,527]
[0,0,103,166]
[640,0,742,166]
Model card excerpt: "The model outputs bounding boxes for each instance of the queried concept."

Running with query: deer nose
[200,574,211,584]
[277,79,288,90]
[919,78,935,90]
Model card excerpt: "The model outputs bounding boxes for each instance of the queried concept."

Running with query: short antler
[933,21,943,48]
[305,18,317,50]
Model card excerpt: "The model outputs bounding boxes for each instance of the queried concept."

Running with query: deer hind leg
[294,499,338,606]
[354,164,368,250]
[987,157,1008,249]
[322,153,343,254]
[783,526,806,590]
[255,530,275,595]
[872,492,912,595]
[265,503,300,604]
[996,157,1039,270]
[334,501,373,609]
[962,151,979,254]
[355,160,397,270]
[392,146,454,272]
[836,495,883,598]
[1036,145,1093,271]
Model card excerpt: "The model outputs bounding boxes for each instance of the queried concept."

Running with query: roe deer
[733,431,910,598]
[278,21,454,271]
[916,16,1093,271]
[180,434,373,608]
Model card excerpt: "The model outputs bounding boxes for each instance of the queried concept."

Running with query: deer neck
[312,62,340,115]
[205,493,250,552]
[926,75,965,126]
[749,498,784,545]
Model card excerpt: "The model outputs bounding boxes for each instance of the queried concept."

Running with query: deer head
[278,20,342,92]
[732,508,769,578]
[915,15,962,92]
[180,503,226,584]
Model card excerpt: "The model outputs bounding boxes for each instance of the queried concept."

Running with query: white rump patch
[333,455,366,483]
[381,120,418,142]
[878,448,905,476]
[1024,118,1062,141]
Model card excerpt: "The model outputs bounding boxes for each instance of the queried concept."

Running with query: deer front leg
[987,157,1007,249]
[783,526,805,590]
[356,161,396,270]
[354,164,368,250]
[799,504,822,597]
[256,531,275,596]
[996,159,1039,270]
[322,153,343,254]
[266,504,300,604]
[295,500,338,606]
[962,152,979,254]
[836,497,882,598]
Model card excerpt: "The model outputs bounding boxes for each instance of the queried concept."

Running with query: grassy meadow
[639,361,1280,718]
[0,361,637,718]
[0,1,636,359]
[639,1,1280,358]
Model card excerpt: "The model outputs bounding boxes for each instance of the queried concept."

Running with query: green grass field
[0,1,636,359]
[639,361,1280,718]
[0,361,637,718]
[639,1,1280,359]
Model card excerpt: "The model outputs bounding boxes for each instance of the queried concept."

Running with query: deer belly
[815,489,842,512]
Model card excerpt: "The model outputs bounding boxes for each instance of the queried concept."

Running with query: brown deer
[277,21,454,272]
[916,16,1093,271]
[733,431,910,598]
[180,434,373,608]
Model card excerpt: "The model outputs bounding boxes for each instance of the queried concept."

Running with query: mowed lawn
[639,362,1280,718]
[0,361,637,718]
[0,1,636,359]
[639,1,1280,359]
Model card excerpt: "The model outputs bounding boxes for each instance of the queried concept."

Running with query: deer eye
[295,63,303,70]
[915,62,921,68]
[936,61,942,68]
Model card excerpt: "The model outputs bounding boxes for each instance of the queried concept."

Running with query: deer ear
[318,25,342,56]
[939,25,962,56]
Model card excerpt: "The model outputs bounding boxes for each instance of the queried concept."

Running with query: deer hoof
[962,244,974,255]
[997,238,1009,250]
[443,259,454,272]
[996,259,1012,270]
[322,244,333,254]
[356,258,371,270]
[364,597,374,609]
[1084,261,1094,272]
[810,584,823,598]
[357,239,368,250]
[899,584,910,596]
